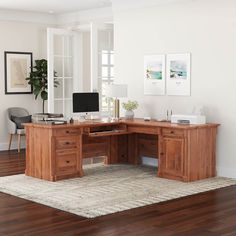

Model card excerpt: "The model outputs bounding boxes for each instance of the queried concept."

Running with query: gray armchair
[6,107,30,153]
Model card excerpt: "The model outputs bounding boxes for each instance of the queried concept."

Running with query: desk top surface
[24,118,220,130]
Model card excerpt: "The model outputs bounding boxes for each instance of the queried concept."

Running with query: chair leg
[17,134,21,153]
[8,134,13,151]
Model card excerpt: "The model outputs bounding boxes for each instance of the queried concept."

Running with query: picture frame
[144,54,166,95]
[4,51,33,94]
[166,53,191,96]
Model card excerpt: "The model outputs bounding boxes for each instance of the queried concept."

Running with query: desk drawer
[55,137,79,150]
[162,128,185,137]
[56,151,77,175]
[128,126,160,135]
[54,128,81,137]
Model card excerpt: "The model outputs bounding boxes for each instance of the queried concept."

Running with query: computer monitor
[73,92,99,113]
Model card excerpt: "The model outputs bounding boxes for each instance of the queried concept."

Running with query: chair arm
[7,118,17,134]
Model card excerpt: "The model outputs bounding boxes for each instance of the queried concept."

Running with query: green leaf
[25,58,59,105]
[41,90,48,101]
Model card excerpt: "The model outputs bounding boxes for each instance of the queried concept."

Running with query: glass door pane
[64,79,73,99]
[54,100,63,114]
[47,28,78,118]
[54,78,63,99]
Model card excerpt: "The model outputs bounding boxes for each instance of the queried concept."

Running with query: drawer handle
[170,131,174,134]
[65,142,70,145]
[66,130,70,134]
[66,161,70,164]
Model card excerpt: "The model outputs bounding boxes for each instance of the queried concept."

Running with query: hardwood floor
[0,150,236,236]
[0,150,25,177]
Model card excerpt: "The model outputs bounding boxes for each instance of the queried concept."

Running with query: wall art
[144,54,166,95]
[166,53,191,96]
[5,51,33,94]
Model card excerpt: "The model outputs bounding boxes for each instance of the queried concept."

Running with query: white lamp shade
[103,84,127,98]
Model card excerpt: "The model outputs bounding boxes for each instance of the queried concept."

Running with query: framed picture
[166,53,191,96]
[5,51,33,94]
[144,54,166,95]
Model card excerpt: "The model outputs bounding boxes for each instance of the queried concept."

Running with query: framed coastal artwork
[4,51,33,94]
[166,53,191,96]
[144,54,166,95]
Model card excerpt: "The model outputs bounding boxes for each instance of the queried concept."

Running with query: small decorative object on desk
[122,100,138,119]
[70,118,74,124]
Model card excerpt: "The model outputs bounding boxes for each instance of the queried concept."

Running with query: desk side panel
[128,134,139,165]
[138,134,158,158]
[82,135,110,159]
[41,128,53,180]
[25,126,52,181]
[188,127,217,181]
[25,126,34,177]
[109,135,128,164]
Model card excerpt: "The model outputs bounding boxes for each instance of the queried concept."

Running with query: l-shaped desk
[24,118,219,182]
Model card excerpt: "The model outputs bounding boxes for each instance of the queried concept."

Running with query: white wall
[114,0,236,178]
[0,21,48,150]
[56,7,113,26]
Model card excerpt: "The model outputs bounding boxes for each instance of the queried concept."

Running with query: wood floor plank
[0,150,236,235]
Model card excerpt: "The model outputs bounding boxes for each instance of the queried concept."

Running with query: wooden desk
[24,119,219,182]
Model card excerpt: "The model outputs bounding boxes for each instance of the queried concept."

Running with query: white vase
[125,110,134,119]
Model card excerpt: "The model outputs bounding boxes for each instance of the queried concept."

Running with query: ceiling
[0,0,112,14]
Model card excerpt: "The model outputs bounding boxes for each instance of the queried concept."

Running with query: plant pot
[125,110,134,119]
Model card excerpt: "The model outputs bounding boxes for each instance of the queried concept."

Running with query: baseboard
[0,141,26,151]
[142,156,158,167]
[141,158,236,179]
[216,167,236,179]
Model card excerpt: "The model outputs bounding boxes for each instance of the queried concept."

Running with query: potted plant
[26,59,59,114]
[122,100,138,119]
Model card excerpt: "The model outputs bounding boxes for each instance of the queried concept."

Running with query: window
[99,50,114,115]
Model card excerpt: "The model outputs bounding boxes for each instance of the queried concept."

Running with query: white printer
[171,114,206,125]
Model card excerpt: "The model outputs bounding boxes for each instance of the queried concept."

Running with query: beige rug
[0,164,235,218]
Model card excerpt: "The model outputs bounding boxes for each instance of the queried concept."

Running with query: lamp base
[114,98,120,119]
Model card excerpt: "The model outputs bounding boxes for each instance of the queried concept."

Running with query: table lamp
[104,84,127,119]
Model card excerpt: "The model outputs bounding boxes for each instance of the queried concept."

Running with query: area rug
[0,164,235,218]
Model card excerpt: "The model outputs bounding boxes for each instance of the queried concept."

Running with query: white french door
[47,28,81,117]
